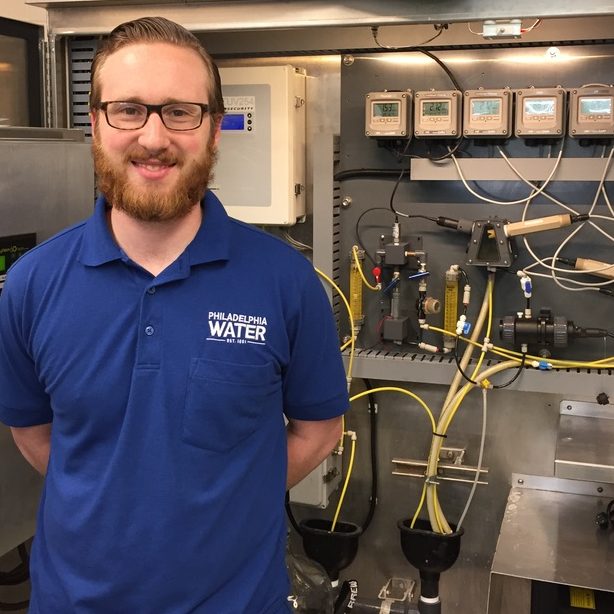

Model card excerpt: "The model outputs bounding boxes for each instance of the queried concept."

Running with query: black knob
[596,392,610,405]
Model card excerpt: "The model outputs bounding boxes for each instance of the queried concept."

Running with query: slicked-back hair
[89,16,224,122]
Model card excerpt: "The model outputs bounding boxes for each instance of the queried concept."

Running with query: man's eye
[117,105,145,117]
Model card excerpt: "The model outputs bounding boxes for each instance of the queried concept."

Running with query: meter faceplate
[569,86,614,138]
[463,89,512,138]
[515,87,566,138]
[414,90,461,138]
[365,90,412,138]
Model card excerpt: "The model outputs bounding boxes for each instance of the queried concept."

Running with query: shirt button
[146,287,156,295]
[145,325,155,336]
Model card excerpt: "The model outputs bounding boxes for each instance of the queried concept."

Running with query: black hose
[0,601,29,612]
[360,379,378,534]
[0,544,29,587]
[285,491,302,535]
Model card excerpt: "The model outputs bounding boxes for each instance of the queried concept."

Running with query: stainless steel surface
[411,157,614,182]
[490,476,614,591]
[33,1,614,35]
[344,350,614,397]
[0,428,42,557]
[560,399,614,419]
[0,133,94,241]
[555,414,614,482]
[0,131,94,554]
[0,35,28,127]
[0,126,84,141]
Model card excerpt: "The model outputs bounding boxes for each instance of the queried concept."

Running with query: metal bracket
[392,454,489,485]
[378,577,415,602]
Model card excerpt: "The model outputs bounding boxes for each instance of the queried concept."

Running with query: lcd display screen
[524,98,555,116]
[221,114,246,130]
[471,98,501,117]
[373,102,400,118]
[422,100,450,116]
[580,97,612,115]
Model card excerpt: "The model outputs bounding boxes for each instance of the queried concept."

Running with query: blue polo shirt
[0,192,348,614]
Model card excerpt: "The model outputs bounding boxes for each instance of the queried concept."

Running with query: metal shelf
[344,348,614,396]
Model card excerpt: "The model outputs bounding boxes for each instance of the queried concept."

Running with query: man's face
[91,42,220,222]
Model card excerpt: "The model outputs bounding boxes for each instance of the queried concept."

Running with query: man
[0,17,348,613]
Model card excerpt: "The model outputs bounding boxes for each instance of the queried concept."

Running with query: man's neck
[107,204,202,277]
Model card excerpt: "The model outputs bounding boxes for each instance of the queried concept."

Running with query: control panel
[0,233,36,293]
[365,90,412,138]
[463,88,512,138]
[213,65,306,225]
[515,87,566,138]
[221,96,255,133]
[569,85,614,138]
[414,90,462,138]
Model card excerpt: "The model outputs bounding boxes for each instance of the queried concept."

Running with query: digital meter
[463,88,512,138]
[0,233,36,292]
[515,87,566,138]
[569,86,614,138]
[365,90,412,138]
[414,90,461,138]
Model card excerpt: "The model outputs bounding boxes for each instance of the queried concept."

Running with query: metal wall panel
[0,128,95,555]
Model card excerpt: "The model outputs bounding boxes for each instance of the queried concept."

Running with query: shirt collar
[78,191,232,268]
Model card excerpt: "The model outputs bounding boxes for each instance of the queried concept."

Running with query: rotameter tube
[444,266,459,350]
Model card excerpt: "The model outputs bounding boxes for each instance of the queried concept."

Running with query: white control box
[212,65,306,225]
[289,452,342,508]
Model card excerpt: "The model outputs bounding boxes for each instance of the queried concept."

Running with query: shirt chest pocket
[182,358,281,452]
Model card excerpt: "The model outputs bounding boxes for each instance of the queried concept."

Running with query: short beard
[92,131,217,223]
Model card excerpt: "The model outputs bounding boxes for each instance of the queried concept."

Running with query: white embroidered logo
[207,312,268,345]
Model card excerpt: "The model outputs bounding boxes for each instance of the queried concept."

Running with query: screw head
[342,55,355,66]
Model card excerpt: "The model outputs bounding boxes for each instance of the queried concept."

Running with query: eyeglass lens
[105,102,203,130]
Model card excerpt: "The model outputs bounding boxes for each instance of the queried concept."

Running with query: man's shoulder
[8,220,87,278]
[227,217,315,272]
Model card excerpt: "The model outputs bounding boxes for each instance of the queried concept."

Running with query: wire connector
[517,271,532,298]
[531,360,553,370]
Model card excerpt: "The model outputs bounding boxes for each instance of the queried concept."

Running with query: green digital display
[580,97,612,115]
[373,101,400,117]
[0,255,5,273]
[471,98,501,117]
[524,98,555,116]
[422,100,449,117]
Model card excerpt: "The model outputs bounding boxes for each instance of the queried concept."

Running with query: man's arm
[10,423,52,476]
[286,415,343,490]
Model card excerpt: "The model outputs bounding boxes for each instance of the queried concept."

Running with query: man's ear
[90,110,97,138]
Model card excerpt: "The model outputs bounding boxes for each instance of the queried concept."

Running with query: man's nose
[137,111,171,152]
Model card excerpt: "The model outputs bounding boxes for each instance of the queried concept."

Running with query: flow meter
[463,88,512,138]
[414,90,462,138]
[515,87,566,138]
[569,85,614,138]
[365,90,412,138]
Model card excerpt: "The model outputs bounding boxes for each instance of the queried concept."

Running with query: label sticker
[569,586,596,609]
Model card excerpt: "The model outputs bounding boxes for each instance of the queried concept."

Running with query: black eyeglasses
[94,101,210,131]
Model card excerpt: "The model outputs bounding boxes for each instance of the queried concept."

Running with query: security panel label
[569,86,614,137]
[365,90,412,138]
[515,87,565,137]
[463,89,512,137]
[414,90,461,138]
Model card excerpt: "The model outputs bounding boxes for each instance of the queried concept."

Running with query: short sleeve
[282,265,349,420]
[0,272,53,426]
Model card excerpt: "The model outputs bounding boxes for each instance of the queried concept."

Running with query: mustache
[123,146,180,166]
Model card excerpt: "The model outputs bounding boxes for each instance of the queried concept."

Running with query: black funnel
[398,519,463,602]
[299,518,362,581]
